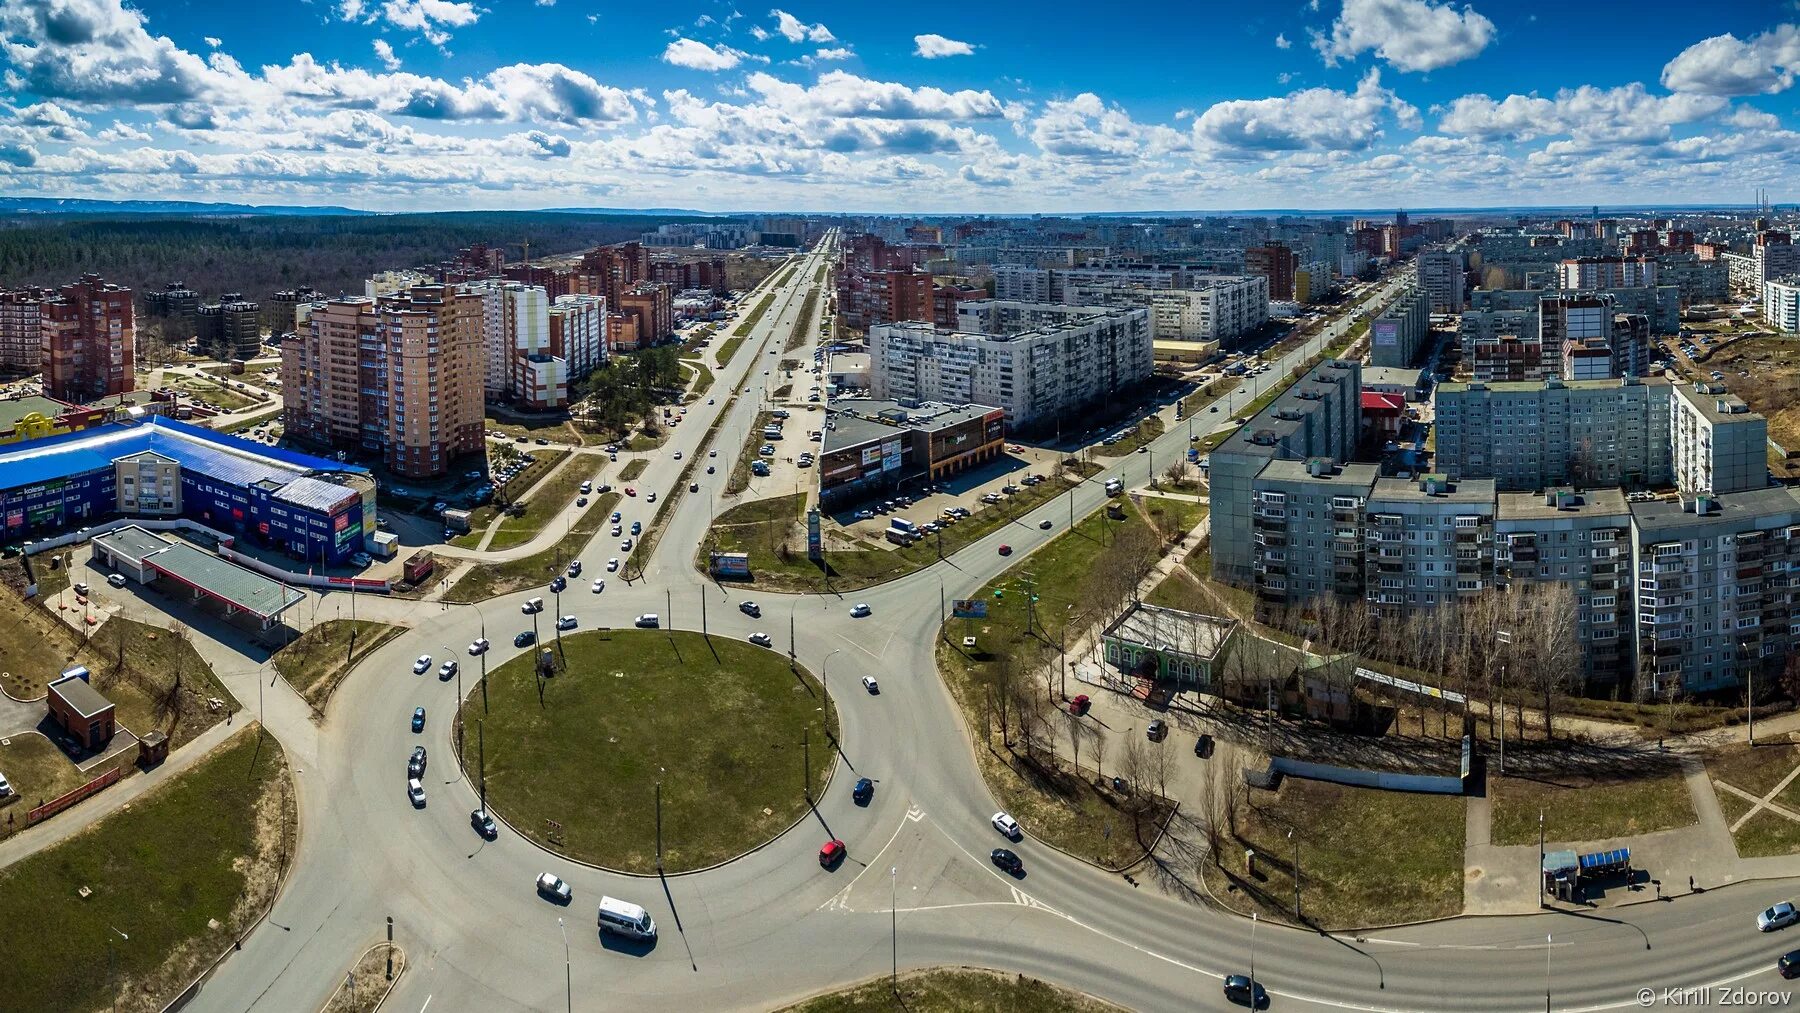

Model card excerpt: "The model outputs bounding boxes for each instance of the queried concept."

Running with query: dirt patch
[1703,337,1800,449]
[319,944,407,1013]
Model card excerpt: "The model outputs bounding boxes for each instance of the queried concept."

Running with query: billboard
[951,599,988,619]
[881,438,903,473]
[860,445,883,468]
[1373,320,1399,347]
[806,508,822,561]
[710,551,751,578]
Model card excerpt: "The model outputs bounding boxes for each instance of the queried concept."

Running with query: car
[550,576,567,593]
[990,848,1023,874]
[523,598,544,614]
[709,449,717,457]
[407,778,426,807]
[706,465,716,474]
[470,808,498,839]
[611,511,622,522]
[412,654,433,675]
[635,613,660,628]
[514,630,536,647]
[855,509,875,521]
[1038,519,1052,530]
[438,660,459,680]
[631,521,642,535]
[1147,719,1167,741]
[850,603,871,618]
[107,573,128,588]
[612,524,623,536]
[740,601,761,618]
[1136,445,1148,454]
[647,492,656,503]
[673,451,683,460]
[991,812,1021,839]
[861,676,879,694]
[567,560,582,578]
[576,496,588,507]
[1195,734,1215,758]
[818,839,846,868]
[608,557,621,572]
[620,538,634,551]
[707,398,715,405]
[998,544,1012,556]
[468,638,490,655]
[556,615,578,631]
[625,487,636,497]
[411,706,426,732]
[1222,975,1268,1009]
[1760,902,1799,931]
[592,579,606,593]
[689,482,699,492]
[748,632,773,647]
[408,746,427,778]
[351,552,372,568]
[537,872,573,903]
[852,777,873,803]
[1068,694,1090,716]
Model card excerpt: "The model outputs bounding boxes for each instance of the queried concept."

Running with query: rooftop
[1370,474,1497,505]
[1629,487,1800,535]
[1439,375,1672,396]
[1672,382,1764,425]
[1255,459,1381,488]
[823,399,998,452]
[142,541,305,619]
[1103,602,1237,663]
[49,674,112,718]
[0,394,80,430]
[1496,487,1631,522]
[1361,366,1426,390]
[93,524,176,565]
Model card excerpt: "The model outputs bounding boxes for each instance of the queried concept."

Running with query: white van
[522,597,544,614]
[597,896,657,940]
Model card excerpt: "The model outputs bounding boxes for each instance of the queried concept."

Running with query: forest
[0,211,715,303]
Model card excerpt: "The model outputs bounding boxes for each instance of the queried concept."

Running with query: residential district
[8,207,1800,1013]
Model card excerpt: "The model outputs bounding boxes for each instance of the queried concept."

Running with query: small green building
[1101,602,1239,691]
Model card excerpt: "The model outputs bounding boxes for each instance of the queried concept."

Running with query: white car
[673,451,683,460]
[748,632,773,647]
[861,676,879,694]
[407,779,426,806]
[107,573,127,588]
[708,449,717,457]
[850,603,871,618]
[0,772,11,797]
[991,812,1021,840]
[1759,902,1799,932]
[468,638,489,655]
[646,491,657,503]
[611,525,623,536]
[607,558,620,572]
[556,615,578,631]
[591,579,606,593]
[621,538,634,551]
[634,613,660,628]
[536,872,572,903]
[412,655,432,675]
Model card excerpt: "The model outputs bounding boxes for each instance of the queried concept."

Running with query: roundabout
[459,629,838,874]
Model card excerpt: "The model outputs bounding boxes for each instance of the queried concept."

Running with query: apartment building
[195,294,262,360]
[1471,334,1549,382]
[1416,247,1466,312]
[0,288,45,374]
[1248,458,1379,611]
[1670,382,1769,496]
[1433,376,1673,491]
[549,294,608,387]
[42,274,135,404]
[1630,488,1800,694]
[1363,475,1497,617]
[1765,276,1800,333]
[1723,233,1800,298]
[1559,257,1657,289]
[141,282,200,333]
[1655,253,1727,305]
[1209,359,1363,585]
[1369,285,1432,368]
[1246,243,1298,300]
[504,283,552,405]
[869,301,1151,428]
[615,282,673,344]
[1494,488,1633,686]
[1000,265,1269,345]
[270,287,325,336]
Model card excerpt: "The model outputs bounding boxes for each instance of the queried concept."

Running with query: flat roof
[1361,366,1425,388]
[1439,375,1672,395]
[1370,475,1497,504]
[1496,487,1630,522]
[1630,487,1800,535]
[823,399,998,453]
[0,394,79,429]
[143,542,304,619]
[93,524,176,565]
[1255,459,1381,487]
[1672,382,1763,425]
[1104,602,1236,663]
[50,674,112,717]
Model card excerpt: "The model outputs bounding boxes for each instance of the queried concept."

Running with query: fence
[26,764,123,824]
[1267,756,1465,795]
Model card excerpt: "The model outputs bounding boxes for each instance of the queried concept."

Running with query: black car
[514,630,536,647]
[1782,949,1800,979]
[1222,975,1268,1009]
[408,746,427,778]
[470,808,498,840]
[549,576,567,593]
[852,777,874,804]
[1194,734,1215,759]
[990,848,1022,874]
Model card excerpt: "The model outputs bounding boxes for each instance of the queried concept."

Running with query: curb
[314,944,407,1013]
[771,965,1125,1012]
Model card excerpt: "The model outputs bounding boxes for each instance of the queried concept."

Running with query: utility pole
[1545,932,1552,1013]
[1249,913,1258,1005]
[553,586,563,661]
[1289,830,1301,921]
[655,768,665,872]
[1748,666,1756,746]
[802,727,811,801]
[1538,809,1546,908]
[890,865,898,993]
[559,916,572,1013]
[665,588,672,627]
[479,721,486,812]
[701,589,707,636]
[789,602,797,661]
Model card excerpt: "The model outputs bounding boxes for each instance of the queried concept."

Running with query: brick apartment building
[43,274,135,404]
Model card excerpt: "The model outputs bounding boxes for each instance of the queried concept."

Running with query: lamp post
[1545,932,1553,1013]
[890,865,899,993]
[1289,829,1301,921]
[474,601,489,713]
[1249,912,1258,1005]
[559,917,572,1013]
[655,766,666,872]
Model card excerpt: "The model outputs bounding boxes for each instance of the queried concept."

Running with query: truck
[885,523,920,546]
[889,517,917,534]
[1104,478,1124,496]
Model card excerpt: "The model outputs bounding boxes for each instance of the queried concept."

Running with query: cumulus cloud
[1194,70,1419,152]
[14,101,90,140]
[745,70,1005,120]
[1275,33,1292,49]
[265,56,641,125]
[662,38,748,72]
[1029,93,1188,162]
[769,9,833,43]
[1437,83,1728,144]
[343,0,481,48]
[372,39,400,71]
[518,129,571,158]
[204,36,221,48]
[0,0,240,104]
[95,121,151,142]
[914,33,974,58]
[1315,0,1495,73]
[1661,25,1800,96]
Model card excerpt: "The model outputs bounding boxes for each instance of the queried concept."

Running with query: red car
[1068,694,1090,716]
[819,839,846,868]
[624,487,636,497]
[998,544,1012,556]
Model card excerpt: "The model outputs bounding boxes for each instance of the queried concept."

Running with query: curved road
[187,241,1800,1013]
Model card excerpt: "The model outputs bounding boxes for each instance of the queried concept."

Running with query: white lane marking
[418,997,432,1013]
[818,803,926,912]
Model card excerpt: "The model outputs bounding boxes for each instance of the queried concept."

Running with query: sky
[0,0,1798,213]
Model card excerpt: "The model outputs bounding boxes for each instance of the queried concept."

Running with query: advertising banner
[1373,320,1399,347]
[806,509,822,561]
[860,445,883,468]
[710,551,751,577]
[881,438,903,473]
[951,599,988,619]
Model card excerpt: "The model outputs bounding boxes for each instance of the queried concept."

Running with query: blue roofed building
[0,416,376,566]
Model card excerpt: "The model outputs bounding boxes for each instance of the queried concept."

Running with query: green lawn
[1490,764,1694,846]
[732,293,775,337]
[168,375,261,413]
[446,492,620,602]
[0,580,82,699]
[782,969,1122,1013]
[1136,496,1207,542]
[0,726,291,1013]
[683,359,716,398]
[272,620,405,712]
[84,617,239,748]
[485,415,585,446]
[460,630,836,872]
[449,449,568,548]
[784,288,819,351]
[619,458,648,481]
[1206,778,1465,929]
[715,335,747,366]
[488,456,599,551]
[1709,744,1800,857]
[1092,416,1165,457]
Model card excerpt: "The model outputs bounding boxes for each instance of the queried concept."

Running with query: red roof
[1361,391,1406,412]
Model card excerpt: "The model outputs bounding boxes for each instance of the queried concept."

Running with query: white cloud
[95,121,151,142]
[662,38,748,72]
[1315,0,1495,73]
[769,9,833,43]
[791,47,854,67]
[1437,83,1728,144]
[1723,105,1782,130]
[745,70,1005,120]
[0,0,242,104]
[1661,25,1800,96]
[14,101,90,140]
[1275,33,1292,50]
[339,0,480,48]
[914,33,974,59]
[1194,70,1419,151]
[204,36,221,48]
[264,56,641,125]
[1028,93,1188,162]
[372,39,401,71]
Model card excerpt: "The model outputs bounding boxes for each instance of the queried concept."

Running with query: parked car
[990,848,1023,874]
[1195,734,1215,758]
[107,573,128,588]
[411,707,426,732]
[470,808,498,839]
[991,812,1021,839]
[818,839,846,868]
[536,872,573,903]
[1147,719,1168,741]
[1068,694,1090,716]
[1760,902,1799,932]
[412,654,432,675]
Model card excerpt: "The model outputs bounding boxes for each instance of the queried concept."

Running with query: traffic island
[445,492,621,602]
[780,967,1124,1012]
[458,629,837,873]
[319,942,407,1013]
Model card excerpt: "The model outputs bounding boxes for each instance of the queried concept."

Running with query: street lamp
[1289,829,1300,921]
[559,917,572,1013]
[890,865,899,993]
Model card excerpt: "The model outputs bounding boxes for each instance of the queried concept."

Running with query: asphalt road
[184,248,1800,1013]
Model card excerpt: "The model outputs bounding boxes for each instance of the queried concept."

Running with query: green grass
[1092,416,1165,457]
[485,415,584,446]
[732,293,775,337]
[0,580,82,699]
[715,334,747,366]
[1136,496,1207,542]
[446,492,621,602]
[489,456,599,551]
[724,410,778,495]
[782,969,1122,1013]
[1710,744,1800,857]
[168,375,260,413]
[460,630,835,872]
[1490,764,1694,846]
[0,726,291,1013]
[272,620,405,712]
[619,458,648,481]
[784,288,819,351]
[0,733,112,814]
[683,359,716,398]
[1206,778,1465,929]
[83,617,239,748]
[447,449,568,549]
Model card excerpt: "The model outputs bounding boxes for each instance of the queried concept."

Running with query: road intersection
[167,243,1800,1013]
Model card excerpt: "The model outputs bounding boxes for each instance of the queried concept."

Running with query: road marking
[418,997,432,1013]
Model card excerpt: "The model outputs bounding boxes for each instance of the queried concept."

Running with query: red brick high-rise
[43,274,135,403]
[1244,243,1298,301]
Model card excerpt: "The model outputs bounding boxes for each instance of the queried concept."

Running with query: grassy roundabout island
[459,629,838,873]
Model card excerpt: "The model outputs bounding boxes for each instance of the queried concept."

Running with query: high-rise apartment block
[1765,277,1800,333]
[1363,475,1497,616]
[547,294,609,404]
[141,282,200,333]
[1248,458,1380,608]
[1559,256,1657,289]
[1494,488,1633,685]
[1724,232,1800,296]
[1416,247,1466,312]
[1368,285,1431,368]
[1434,376,1673,491]
[868,301,1151,428]
[1245,243,1299,301]
[0,287,47,374]
[196,294,262,360]
[1670,383,1769,496]
[270,287,325,336]
[43,274,135,404]
[995,265,1269,345]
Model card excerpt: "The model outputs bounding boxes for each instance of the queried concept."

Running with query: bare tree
[1120,734,1152,811]
[1090,723,1109,783]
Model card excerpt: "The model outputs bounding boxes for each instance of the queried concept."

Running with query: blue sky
[0,0,1797,212]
